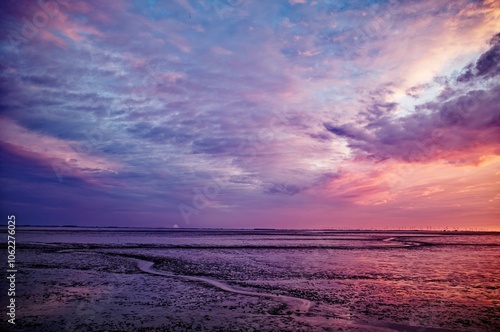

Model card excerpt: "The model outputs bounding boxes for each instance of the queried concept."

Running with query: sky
[0,0,499,230]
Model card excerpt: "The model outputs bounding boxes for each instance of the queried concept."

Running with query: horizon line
[6,225,499,232]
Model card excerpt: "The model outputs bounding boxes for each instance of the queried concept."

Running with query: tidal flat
[1,228,499,331]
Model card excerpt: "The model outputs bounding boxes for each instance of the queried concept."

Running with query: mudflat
[2,228,498,331]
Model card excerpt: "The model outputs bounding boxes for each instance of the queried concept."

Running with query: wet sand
[2,229,498,331]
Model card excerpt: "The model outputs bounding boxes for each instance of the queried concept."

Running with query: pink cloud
[0,117,121,183]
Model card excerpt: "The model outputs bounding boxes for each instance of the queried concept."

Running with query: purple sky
[1,0,499,230]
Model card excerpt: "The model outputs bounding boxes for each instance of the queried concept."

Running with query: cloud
[1,0,499,229]
[323,123,365,140]
[458,32,500,82]
[324,35,500,165]
[0,117,120,182]
[289,0,307,5]
[264,182,303,195]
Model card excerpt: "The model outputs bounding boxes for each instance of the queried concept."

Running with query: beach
[1,228,498,331]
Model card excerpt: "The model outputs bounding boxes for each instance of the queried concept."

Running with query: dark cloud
[0,143,57,183]
[192,137,242,155]
[475,36,500,78]
[457,32,500,83]
[264,182,303,196]
[324,35,500,164]
[126,122,195,145]
[324,124,351,138]
[264,172,340,196]
[229,175,257,185]
[374,89,498,163]
[323,123,364,140]
[308,132,332,142]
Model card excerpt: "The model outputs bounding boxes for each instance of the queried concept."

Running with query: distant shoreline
[2,226,499,234]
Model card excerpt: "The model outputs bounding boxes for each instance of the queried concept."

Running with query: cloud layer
[1,0,499,229]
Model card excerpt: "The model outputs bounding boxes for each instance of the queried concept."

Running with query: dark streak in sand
[131,257,314,313]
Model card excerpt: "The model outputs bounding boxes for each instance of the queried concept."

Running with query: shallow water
[7,228,500,331]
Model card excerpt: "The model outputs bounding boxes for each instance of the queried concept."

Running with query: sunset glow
[1,0,499,230]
